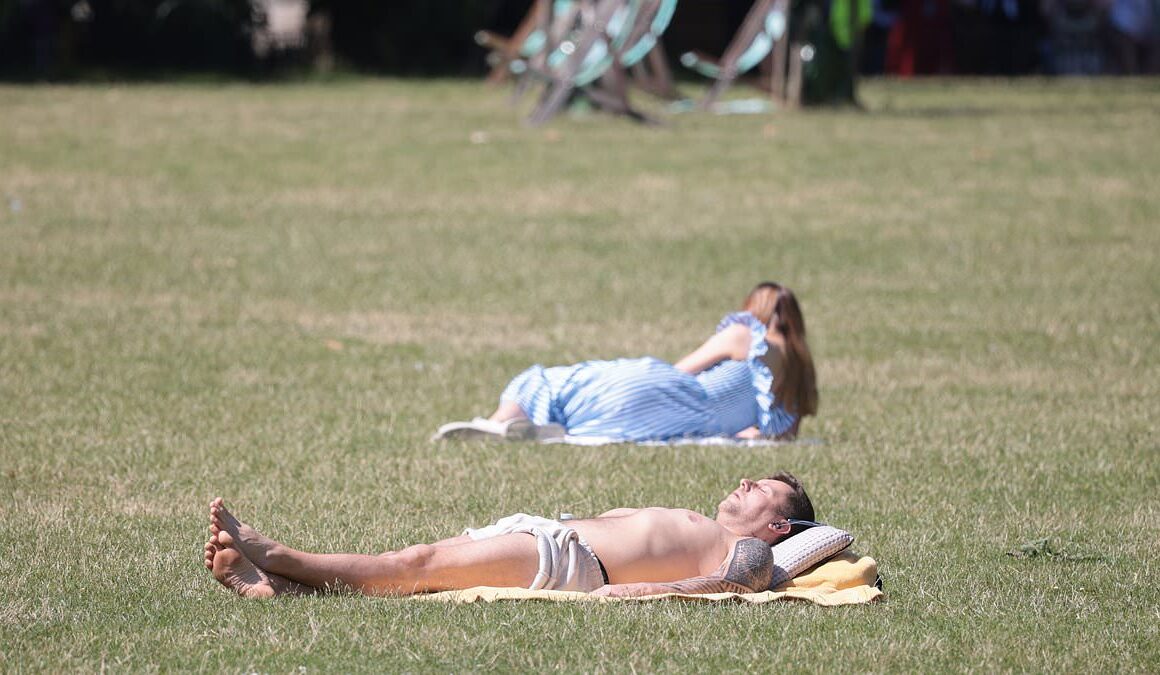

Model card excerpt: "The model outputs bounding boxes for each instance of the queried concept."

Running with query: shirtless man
[203,471,814,598]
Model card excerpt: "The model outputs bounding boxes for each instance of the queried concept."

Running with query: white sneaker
[431,418,567,442]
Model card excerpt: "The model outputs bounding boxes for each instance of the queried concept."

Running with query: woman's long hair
[742,282,818,417]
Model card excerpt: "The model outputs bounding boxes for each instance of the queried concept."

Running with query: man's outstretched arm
[592,538,774,598]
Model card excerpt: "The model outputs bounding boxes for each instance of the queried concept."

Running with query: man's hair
[768,471,815,537]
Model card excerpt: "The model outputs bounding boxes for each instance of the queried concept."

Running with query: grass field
[1,77,1158,672]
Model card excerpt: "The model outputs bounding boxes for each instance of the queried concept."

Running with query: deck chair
[679,0,791,109]
[526,0,677,126]
[476,0,581,85]
[503,0,589,103]
[615,0,680,99]
[475,0,547,85]
[627,39,680,100]
[489,0,676,107]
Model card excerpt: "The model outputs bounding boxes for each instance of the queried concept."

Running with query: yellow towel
[420,550,882,606]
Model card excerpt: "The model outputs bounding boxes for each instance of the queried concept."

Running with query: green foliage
[0,78,1158,671]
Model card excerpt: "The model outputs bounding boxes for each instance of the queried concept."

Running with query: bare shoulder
[711,323,753,359]
[721,537,774,592]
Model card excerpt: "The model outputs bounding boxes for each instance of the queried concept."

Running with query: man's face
[718,478,792,526]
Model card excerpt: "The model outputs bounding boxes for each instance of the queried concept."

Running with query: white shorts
[464,513,608,592]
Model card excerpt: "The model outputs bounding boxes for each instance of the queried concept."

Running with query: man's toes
[216,530,235,547]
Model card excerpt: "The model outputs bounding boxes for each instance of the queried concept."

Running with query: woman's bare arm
[673,323,752,375]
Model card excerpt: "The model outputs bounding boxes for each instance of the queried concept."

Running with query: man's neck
[714,514,757,541]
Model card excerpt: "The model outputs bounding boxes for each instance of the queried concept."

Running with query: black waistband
[596,555,610,585]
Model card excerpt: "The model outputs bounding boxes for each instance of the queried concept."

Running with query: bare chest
[572,509,734,581]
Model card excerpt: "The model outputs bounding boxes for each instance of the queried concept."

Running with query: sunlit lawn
[1,76,1157,671]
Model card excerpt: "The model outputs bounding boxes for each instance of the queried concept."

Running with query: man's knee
[376,543,456,593]
[381,543,438,573]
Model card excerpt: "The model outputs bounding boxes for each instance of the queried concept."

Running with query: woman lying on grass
[434,281,818,443]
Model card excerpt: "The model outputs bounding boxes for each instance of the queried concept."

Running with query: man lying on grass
[204,471,815,598]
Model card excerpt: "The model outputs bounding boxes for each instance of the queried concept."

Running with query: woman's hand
[734,426,763,440]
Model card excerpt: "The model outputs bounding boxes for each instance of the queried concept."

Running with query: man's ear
[767,520,791,537]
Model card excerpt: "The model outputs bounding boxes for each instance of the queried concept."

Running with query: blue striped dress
[499,312,797,441]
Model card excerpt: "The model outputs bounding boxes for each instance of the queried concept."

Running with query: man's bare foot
[211,541,277,598]
[206,531,315,597]
[209,497,280,568]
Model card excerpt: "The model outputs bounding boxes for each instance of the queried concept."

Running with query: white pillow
[768,525,854,589]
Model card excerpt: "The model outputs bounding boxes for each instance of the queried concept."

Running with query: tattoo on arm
[657,538,774,595]
[722,538,775,591]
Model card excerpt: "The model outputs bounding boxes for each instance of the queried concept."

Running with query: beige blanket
[420,550,882,606]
